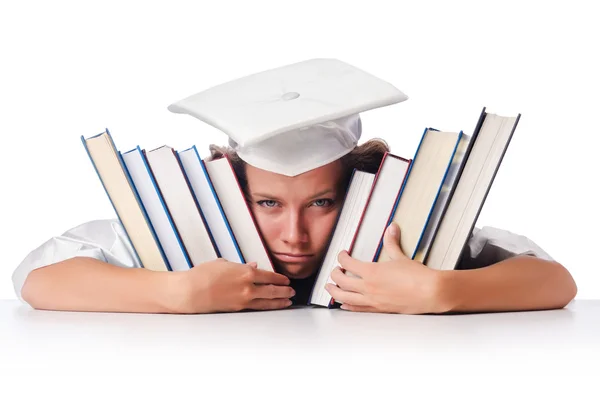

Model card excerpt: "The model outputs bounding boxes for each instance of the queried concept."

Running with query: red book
[347,152,412,263]
[309,152,412,307]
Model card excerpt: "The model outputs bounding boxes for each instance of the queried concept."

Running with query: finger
[340,304,381,313]
[330,266,364,293]
[246,298,293,311]
[383,222,406,261]
[325,283,370,306]
[251,268,290,285]
[337,250,368,278]
[253,284,296,300]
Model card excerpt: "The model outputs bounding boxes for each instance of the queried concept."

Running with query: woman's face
[246,160,344,279]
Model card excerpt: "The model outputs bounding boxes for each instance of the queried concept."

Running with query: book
[412,131,472,264]
[178,146,245,264]
[425,108,521,270]
[411,109,488,265]
[377,128,467,263]
[309,170,376,307]
[145,145,219,267]
[81,130,170,272]
[121,146,191,272]
[348,153,412,263]
[203,156,274,271]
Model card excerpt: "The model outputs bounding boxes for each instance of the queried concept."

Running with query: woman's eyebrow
[252,192,281,200]
[307,189,336,200]
[251,188,335,201]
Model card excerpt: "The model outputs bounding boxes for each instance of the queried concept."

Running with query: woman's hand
[170,259,295,314]
[325,222,445,314]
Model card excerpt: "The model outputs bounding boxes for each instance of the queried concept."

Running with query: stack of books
[81,134,274,273]
[309,107,520,306]
[82,106,520,308]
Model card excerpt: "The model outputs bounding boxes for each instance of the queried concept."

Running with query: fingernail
[290,288,296,297]
[286,299,293,306]
[388,223,398,237]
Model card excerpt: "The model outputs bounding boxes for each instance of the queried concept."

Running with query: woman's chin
[276,263,317,279]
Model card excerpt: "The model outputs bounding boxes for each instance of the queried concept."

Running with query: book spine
[425,107,488,266]
[194,146,245,263]
[371,158,412,262]
[138,147,191,270]
[119,148,173,271]
[223,153,274,270]
[346,152,392,255]
[174,149,219,261]
[412,131,464,261]
[455,112,521,265]
[375,128,429,260]
[80,129,146,270]
[306,168,358,307]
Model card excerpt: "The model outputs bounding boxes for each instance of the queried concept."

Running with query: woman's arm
[326,223,577,314]
[438,255,577,313]
[22,256,179,313]
[21,257,294,314]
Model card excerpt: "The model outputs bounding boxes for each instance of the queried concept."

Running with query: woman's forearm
[21,257,181,313]
[438,256,577,313]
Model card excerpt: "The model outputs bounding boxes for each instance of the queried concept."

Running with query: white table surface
[1,298,599,395]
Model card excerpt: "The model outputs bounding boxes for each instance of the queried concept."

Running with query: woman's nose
[281,211,309,245]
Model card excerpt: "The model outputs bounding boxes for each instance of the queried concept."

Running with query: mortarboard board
[167,58,408,177]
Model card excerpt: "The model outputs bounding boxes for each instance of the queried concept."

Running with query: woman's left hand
[325,222,447,314]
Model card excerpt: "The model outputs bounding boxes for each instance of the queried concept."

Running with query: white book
[309,170,375,307]
[178,146,244,264]
[81,131,169,272]
[121,147,192,272]
[349,153,411,263]
[426,110,520,270]
[204,156,274,272]
[378,129,467,263]
[145,146,219,267]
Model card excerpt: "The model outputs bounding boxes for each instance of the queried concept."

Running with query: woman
[12,137,577,314]
[14,58,578,314]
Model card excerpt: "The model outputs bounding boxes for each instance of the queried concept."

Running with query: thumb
[383,222,406,260]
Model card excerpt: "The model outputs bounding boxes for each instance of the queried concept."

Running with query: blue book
[121,146,193,271]
[80,129,170,272]
[178,146,244,264]
[375,127,466,263]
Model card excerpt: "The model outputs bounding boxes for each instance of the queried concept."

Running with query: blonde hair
[208,138,390,194]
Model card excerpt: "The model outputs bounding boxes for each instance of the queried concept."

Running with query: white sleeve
[457,226,555,270]
[12,218,142,302]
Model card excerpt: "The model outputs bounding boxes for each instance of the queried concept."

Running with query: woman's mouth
[272,252,314,263]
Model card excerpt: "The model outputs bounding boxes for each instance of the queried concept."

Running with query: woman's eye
[312,199,334,207]
[258,200,278,208]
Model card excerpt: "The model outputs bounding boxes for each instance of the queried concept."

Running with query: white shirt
[11,219,555,302]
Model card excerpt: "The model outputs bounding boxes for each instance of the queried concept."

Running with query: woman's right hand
[170,259,295,314]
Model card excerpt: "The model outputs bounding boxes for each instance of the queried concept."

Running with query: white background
[1,0,598,302]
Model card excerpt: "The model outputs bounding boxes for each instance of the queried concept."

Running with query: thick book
[145,145,219,267]
[348,153,412,264]
[178,146,244,264]
[121,146,192,271]
[425,108,521,270]
[412,132,472,264]
[203,156,274,271]
[377,128,466,263]
[80,130,170,272]
[309,170,376,307]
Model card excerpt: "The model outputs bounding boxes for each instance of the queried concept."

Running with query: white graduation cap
[168,58,408,177]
